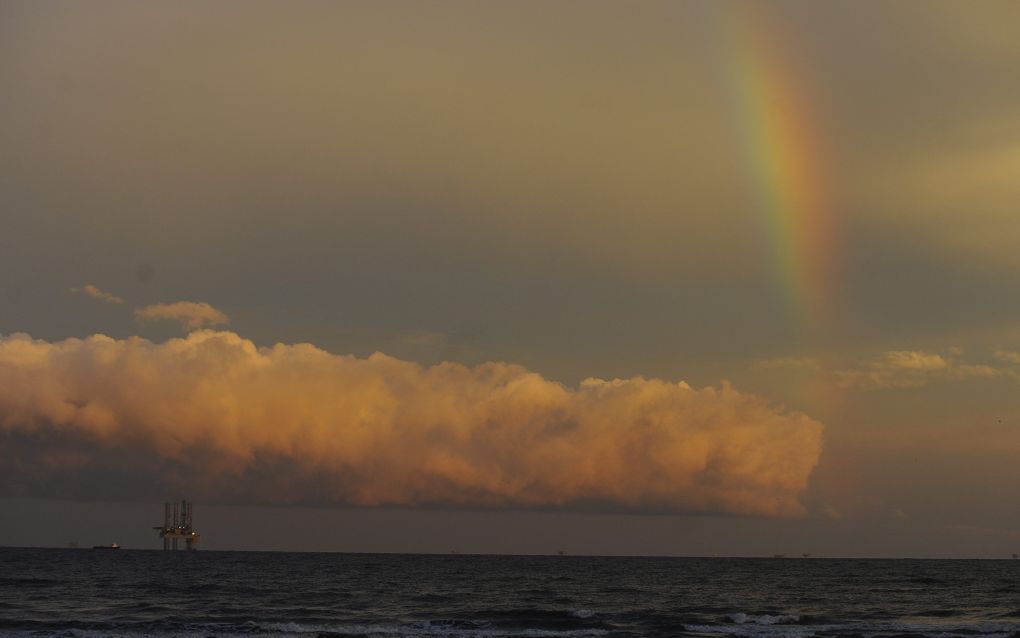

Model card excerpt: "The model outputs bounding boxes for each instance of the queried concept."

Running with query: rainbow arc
[720,4,838,336]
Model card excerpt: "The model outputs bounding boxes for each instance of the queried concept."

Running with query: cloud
[0,331,823,516]
[135,301,229,330]
[835,350,1006,389]
[994,350,1020,365]
[70,284,124,305]
[878,351,949,372]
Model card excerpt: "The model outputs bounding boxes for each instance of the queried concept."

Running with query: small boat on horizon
[92,543,120,550]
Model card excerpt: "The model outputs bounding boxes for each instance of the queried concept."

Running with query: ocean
[1,548,1018,638]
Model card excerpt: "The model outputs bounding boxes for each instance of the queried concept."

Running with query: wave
[2,616,1020,638]
[0,576,61,587]
[569,611,596,620]
[0,619,612,638]
[727,613,802,625]
[682,618,1020,638]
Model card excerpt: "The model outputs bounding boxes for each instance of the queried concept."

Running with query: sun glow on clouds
[0,330,822,516]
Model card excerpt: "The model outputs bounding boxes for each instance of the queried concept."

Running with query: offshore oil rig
[153,499,201,550]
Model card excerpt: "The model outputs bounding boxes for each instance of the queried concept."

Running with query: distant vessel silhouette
[92,543,120,549]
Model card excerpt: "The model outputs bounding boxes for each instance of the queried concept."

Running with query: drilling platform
[153,499,201,550]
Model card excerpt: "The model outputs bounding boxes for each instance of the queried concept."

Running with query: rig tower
[153,499,201,550]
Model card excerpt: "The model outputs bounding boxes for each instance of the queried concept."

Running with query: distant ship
[92,543,120,549]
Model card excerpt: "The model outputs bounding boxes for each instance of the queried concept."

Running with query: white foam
[728,613,802,625]
[253,620,609,638]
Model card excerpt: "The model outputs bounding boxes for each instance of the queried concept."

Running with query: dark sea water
[1,548,1018,638]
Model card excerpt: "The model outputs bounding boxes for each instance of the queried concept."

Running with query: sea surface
[1,548,1018,638]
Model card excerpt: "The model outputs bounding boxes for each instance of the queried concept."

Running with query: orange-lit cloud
[135,301,229,330]
[0,331,822,516]
[70,284,124,305]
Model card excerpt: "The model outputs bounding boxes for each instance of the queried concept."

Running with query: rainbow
[718,4,838,334]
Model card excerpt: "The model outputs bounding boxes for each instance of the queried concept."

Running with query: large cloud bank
[0,331,822,516]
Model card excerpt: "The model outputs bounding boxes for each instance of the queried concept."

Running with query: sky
[2,0,1020,557]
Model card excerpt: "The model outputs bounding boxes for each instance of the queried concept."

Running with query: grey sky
[3,1,1020,556]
